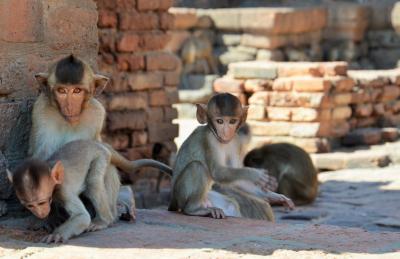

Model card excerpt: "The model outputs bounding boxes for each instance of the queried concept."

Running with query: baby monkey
[169,93,294,219]
[8,140,172,243]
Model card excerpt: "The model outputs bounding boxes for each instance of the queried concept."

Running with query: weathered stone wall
[95,0,180,197]
[0,0,98,205]
[214,61,400,153]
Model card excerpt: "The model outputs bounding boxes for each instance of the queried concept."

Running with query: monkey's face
[211,116,240,143]
[54,85,86,125]
[16,177,55,219]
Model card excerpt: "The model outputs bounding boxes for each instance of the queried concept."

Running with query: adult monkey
[29,54,107,159]
[169,93,294,220]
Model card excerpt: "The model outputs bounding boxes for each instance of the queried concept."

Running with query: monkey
[168,93,294,220]
[180,30,219,75]
[29,54,108,159]
[243,143,319,206]
[8,140,172,243]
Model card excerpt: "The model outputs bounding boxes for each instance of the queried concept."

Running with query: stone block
[216,33,242,46]
[266,107,291,121]
[247,105,266,120]
[392,2,400,33]
[228,61,277,79]
[244,79,273,93]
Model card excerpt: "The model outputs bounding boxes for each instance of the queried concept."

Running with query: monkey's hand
[208,207,226,219]
[41,233,67,244]
[86,220,109,232]
[262,171,278,192]
[250,168,274,189]
[261,191,295,210]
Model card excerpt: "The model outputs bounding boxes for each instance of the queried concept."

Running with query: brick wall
[95,0,180,196]
[0,0,98,205]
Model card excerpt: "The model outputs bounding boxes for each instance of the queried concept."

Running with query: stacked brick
[95,0,180,194]
[342,69,400,145]
[214,61,353,153]
[167,7,327,73]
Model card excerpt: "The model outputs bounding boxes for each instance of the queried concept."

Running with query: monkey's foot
[263,192,295,210]
[41,233,66,244]
[0,201,7,216]
[86,220,109,232]
[208,207,226,219]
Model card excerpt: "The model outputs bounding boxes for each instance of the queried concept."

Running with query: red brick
[132,131,148,147]
[146,107,164,122]
[96,0,117,9]
[354,103,373,117]
[164,107,178,121]
[319,62,348,76]
[248,105,266,120]
[146,52,180,71]
[149,90,169,106]
[108,92,148,111]
[248,92,269,106]
[148,123,179,143]
[165,87,179,105]
[108,111,147,131]
[98,10,117,28]
[99,30,116,52]
[356,117,378,128]
[104,73,130,93]
[277,63,323,77]
[382,128,399,142]
[119,12,159,31]
[266,107,291,121]
[127,145,153,160]
[244,79,272,93]
[331,77,355,92]
[137,0,173,11]
[117,33,140,52]
[214,77,244,93]
[115,0,136,9]
[292,77,332,92]
[0,0,43,42]
[160,13,175,30]
[268,92,331,108]
[117,54,145,71]
[128,72,163,90]
[332,106,352,120]
[333,93,352,105]
[104,133,130,150]
[139,32,170,51]
[351,91,371,104]
[373,103,385,115]
[272,78,293,91]
[379,85,400,102]
[164,71,180,86]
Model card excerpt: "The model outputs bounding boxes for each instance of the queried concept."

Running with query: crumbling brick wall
[0,0,98,208]
[95,0,180,197]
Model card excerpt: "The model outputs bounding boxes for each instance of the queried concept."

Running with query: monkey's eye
[26,204,34,209]
[216,119,223,124]
[73,88,82,94]
[38,201,46,206]
[229,119,238,124]
[57,88,67,94]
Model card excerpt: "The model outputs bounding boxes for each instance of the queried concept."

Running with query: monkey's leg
[176,162,225,219]
[105,165,120,221]
[278,176,317,206]
[42,194,91,243]
[85,158,115,231]
[206,54,219,74]
[207,190,241,217]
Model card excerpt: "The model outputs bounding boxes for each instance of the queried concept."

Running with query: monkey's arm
[212,166,269,186]
[42,193,91,243]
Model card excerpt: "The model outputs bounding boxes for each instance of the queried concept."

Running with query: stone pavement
[0,165,399,258]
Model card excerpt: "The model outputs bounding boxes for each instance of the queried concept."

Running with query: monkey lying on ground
[169,93,294,220]
[244,143,319,205]
[8,140,172,243]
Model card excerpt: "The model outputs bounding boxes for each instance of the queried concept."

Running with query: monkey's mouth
[64,115,80,125]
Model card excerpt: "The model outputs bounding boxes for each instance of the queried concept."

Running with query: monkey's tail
[106,145,173,176]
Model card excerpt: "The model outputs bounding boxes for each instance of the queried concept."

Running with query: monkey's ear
[6,169,13,183]
[93,74,109,96]
[196,104,208,124]
[34,73,49,90]
[50,161,64,185]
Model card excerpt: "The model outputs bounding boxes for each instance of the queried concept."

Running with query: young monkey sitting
[169,93,294,219]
